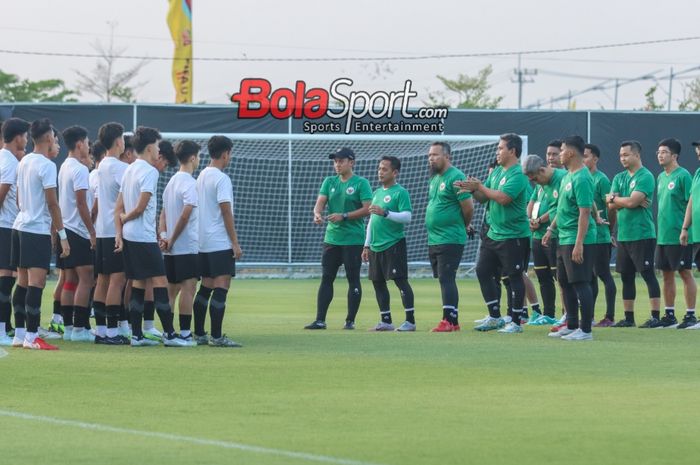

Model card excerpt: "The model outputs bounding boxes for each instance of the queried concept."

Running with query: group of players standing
[305,134,700,340]
[0,117,243,350]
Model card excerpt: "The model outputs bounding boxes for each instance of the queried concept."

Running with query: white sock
[25,331,37,343]
[97,325,107,337]
[51,314,63,324]
[0,322,5,334]
[144,320,154,330]
[119,321,130,331]
[181,329,191,338]
[106,327,118,338]
[15,328,26,340]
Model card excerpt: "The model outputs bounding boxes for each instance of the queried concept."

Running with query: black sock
[531,303,541,315]
[153,287,175,335]
[380,311,392,324]
[487,300,501,318]
[93,300,106,327]
[209,288,228,339]
[119,303,128,322]
[405,309,415,324]
[74,306,89,328]
[625,311,635,323]
[193,286,212,336]
[0,276,14,331]
[105,303,119,329]
[25,286,43,333]
[53,300,61,318]
[129,287,145,337]
[61,305,74,327]
[179,314,192,332]
[143,300,155,322]
[12,285,27,328]
[651,310,660,320]
[512,309,522,326]
[445,306,459,325]
[665,307,675,318]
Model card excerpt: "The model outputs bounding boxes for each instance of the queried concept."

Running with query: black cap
[329,147,355,160]
[692,141,700,147]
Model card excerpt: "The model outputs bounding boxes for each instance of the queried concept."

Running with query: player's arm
[680,197,692,246]
[472,181,513,205]
[91,198,98,225]
[0,184,10,210]
[526,199,534,218]
[362,216,372,262]
[313,195,327,224]
[114,193,125,252]
[120,192,151,224]
[348,201,370,220]
[220,202,242,259]
[459,197,473,227]
[609,190,647,209]
[168,204,194,248]
[572,207,591,264]
[75,189,96,248]
[46,187,70,258]
[541,215,557,247]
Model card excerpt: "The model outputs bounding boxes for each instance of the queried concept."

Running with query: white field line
[0,409,386,465]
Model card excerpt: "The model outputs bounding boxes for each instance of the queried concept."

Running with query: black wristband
[342,213,348,220]
[383,210,389,218]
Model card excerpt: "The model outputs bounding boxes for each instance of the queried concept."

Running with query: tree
[424,65,503,109]
[0,69,77,102]
[75,22,148,102]
[641,85,664,111]
[678,77,700,111]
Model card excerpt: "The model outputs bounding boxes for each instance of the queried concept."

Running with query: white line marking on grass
[0,409,386,465]
[0,348,7,358]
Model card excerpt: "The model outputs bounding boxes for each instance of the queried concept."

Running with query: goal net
[158,133,511,277]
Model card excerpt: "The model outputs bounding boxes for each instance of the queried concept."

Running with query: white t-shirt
[120,158,158,243]
[58,157,91,239]
[96,156,128,238]
[196,166,234,253]
[0,148,19,229]
[162,171,198,256]
[12,152,57,235]
[88,169,98,212]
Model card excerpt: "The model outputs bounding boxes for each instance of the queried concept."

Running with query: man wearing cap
[305,147,372,330]
[679,140,700,329]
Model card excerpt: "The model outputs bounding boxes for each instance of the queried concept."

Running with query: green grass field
[2,277,700,465]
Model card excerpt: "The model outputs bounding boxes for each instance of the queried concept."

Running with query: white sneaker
[38,326,61,340]
[62,326,73,341]
[11,335,24,347]
[368,322,395,331]
[474,314,491,323]
[0,334,13,346]
[497,322,523,333]
[548,327,575,338]
[144,327,163,338]
[561,328,593,341]
[686,321,700,330]
[163,333,192,347]
[70,328,95,342]
[131,335,159,347]
[556,314,567,325]
[395,321,416,332]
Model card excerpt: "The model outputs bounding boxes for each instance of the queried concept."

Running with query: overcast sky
[2,0,699,110]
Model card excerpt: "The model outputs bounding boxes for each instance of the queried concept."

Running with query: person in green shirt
[425,142,474,332]
[305,147,372,330]
[459,133,530,334]
[583,143,617,327]
[680,140,700,329]
[523,154,566,323]
[546,139,563,169]
[606,140,661,328]
[654,138,697,329]
[542,136,596,340]
[361,156,415,332]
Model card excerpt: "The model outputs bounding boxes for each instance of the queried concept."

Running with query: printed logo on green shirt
[383,195,391,202]
[552,190,559,198]
[630,180,636,188]
[499,178,506,186]
[439,182,445,191]
[346,186,355,195]
[668,182,675,190]
[564,182,572,191]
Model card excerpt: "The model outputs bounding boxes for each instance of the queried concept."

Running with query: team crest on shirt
[346,186,355,195]
[565,182,572,191]
[331,188,336,193]
[499,177,506,186]
[668,181,675,190]
[630,180,636,188]
[553,190,559,198]
[383,195,392,203]
[439,182,446,191]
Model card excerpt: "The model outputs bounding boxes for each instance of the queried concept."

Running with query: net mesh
[156,135,500,276]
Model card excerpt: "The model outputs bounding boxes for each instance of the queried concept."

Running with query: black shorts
[10,229,52,271]
[56,229,94,269]
[655,244,693,271]
[199,250,236,278]
[428,243,464,279]
[557,243,594,284]
[532,237,557,273]
[164,254,200,283]
[0,227,14,271]
[477,236,528,277]
[95,237,124,275]
[592,243,612,276]
[368,238,408,282]
[321,244,362,278]
[616,239,655,274]
[122,239,165,280]
[693,244,700,270]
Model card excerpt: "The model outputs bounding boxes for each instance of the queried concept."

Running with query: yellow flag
[167,0,193,103]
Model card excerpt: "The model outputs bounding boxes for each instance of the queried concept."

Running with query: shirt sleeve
[500,171,526,201]
[183,179,198,206]
[141,168,158,194]
[454,170,471,201]
[73,165,89,192]
[635,171,655,199]
[359,178,373,201]
[682,170,692,202]
[216,175,233,205]
[398,188,412,212]
[574,173,594,209]
[0,159,16,185]
[114,163,127,189]
[41,161,57,189]
[610,174,620,194]
[319,177,330,196]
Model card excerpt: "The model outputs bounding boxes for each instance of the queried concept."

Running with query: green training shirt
[319,174,372,245]
[610,166,656,241]
[591,169,612,244]
[483,164,530,241]
[656,166,692,245]
[425,166,471,245]
[556,168,597,246]
[529,168,566,240]
[691,168,700,244]
[368,183,412,252]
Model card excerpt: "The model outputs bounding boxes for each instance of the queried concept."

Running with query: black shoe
[94,335,107,344]
[660,314,679,328]
[304,320,327,330]
[103,335,130,345]
[638,317,663,328]
[612,319,636,328]
[343,321,355,330]
[677,313,698,329]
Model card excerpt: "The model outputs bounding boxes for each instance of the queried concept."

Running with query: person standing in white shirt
[193,136,243,347]
[0,118,30,346]
[159,140,200,346]
[10,118,69,350]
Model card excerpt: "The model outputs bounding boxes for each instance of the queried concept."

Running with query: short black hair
[500,133,522,157]
[430,141,451,156]
[30,118,53,142]
[620,140,642,154]
[158,140,177,168]
[562,135,585,156]
[98,122,124,150]
[2,118,30,144]
[175,140,200,164]
[381,155,401,171]
[123,134,133,151]
[207,136,233,160]
[547,139,562,149]
[91,140,107,163]
[584,143,601,158]
[132,126,161,154]
[658,138,681,156]
[62,126,89,152]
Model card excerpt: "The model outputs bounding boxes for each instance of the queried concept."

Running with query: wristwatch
[342,213,348,221]
[383,210,390,218]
